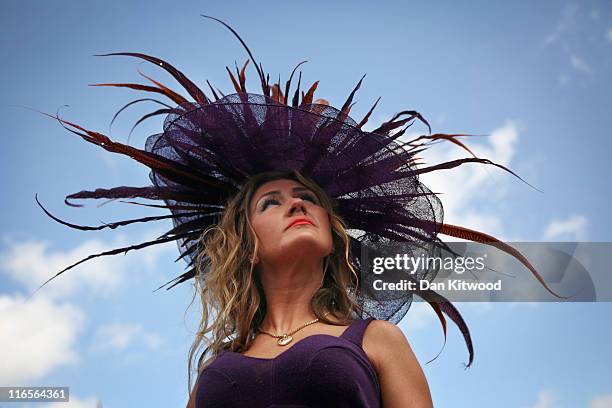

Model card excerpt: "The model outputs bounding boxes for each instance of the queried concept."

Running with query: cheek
[317,211,333,242]
[251,214,277,242]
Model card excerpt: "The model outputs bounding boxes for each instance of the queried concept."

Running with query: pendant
[277,335,293,346]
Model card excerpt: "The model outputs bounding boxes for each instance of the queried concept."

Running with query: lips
[286,217,315,230]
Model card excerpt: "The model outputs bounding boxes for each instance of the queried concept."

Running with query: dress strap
[341,317,376,347]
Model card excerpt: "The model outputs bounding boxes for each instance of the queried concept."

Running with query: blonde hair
[187,170,364,390]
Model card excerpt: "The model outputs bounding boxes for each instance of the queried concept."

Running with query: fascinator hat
[36,16,563,368]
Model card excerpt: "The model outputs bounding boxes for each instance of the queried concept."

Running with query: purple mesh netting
[145,93,444,323]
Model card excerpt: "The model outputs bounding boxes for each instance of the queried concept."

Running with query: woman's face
[248,178,333,266]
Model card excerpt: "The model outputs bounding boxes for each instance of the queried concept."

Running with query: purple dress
[196,317,381,407]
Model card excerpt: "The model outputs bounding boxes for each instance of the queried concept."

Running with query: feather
[339,74,366,120]
[271,84,283,103]
[439,223,568,299]
[136,65,189,104]
[225,66,242,93]
[408,133,482,158]
[89,83,186,106]
[418,289,474,368]
[357,97,381,129]
[154,267,197,291]
[260,62,270,96]
[238,59,249,92]
[108,98,172,141]
[46,114,235,192]
[372,110,431,136]
[117,200,221,211]
[127,108,174,143]
[35,193,196,231]
[292,71,302,107]
[300,81,319,106]
[206,80,220,101]
[284,60,307,105]
[30,231,198,298]
[423,299,447,365]
[64,186,224,207]
[94,52,208,104]
[201,15,266,94]
[412,157,542,193]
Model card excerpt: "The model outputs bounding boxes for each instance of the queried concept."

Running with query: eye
[260,197,280,211]
[300,193,318,204]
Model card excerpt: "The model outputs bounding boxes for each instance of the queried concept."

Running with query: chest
[196,336,381,408]
[242,324,351,359]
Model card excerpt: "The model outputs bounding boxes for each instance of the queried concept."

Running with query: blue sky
[1,1,611,407]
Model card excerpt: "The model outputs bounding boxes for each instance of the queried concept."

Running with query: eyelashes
[260,193,318,211]
[260,198,279,210]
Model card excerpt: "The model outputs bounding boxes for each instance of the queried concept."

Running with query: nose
[288,197,308,215]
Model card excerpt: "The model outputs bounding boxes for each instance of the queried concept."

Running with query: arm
[363,321,433,408]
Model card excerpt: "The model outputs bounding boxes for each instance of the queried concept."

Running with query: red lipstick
[286,217,315,230]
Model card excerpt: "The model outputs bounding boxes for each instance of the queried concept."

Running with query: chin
[279,235,331,260]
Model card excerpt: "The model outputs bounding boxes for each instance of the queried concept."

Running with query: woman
[37,15,562,408]
[186,171,433,407]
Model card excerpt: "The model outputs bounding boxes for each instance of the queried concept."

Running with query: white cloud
[591,394,612,408]
[569,55,592,74]
[97,149,122,171]
[0,239,122,299]
[392,121,523,315]
[434,112,448,126]
[0,230,174,300]
[453,212,505,240]
[543,3,580,45]
[92,323,141,351]
[394,121,583,311]
[543,4,600,82]
[143,332,164,350]
[543,34,557,46]
[0,294,84,385]
[542,214,588,241]
[0,228,173,386]
[414,120,521,239]
[89,322,163,353]
[524,390,556,408]
[399,301,436,330]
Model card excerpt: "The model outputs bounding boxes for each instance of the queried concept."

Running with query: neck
[258,256,326,334]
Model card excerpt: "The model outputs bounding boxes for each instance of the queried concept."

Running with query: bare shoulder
[362,320,408,370]
[362,320,433,407]
[364,319,404,338]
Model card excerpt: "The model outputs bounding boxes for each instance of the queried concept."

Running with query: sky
[1,1,611,407]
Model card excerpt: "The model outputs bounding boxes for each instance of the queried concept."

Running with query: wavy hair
[187,170,364,389]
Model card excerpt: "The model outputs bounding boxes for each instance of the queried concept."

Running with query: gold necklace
[258,312,331,346]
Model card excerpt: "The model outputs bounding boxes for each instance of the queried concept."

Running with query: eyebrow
[254,186,313,207]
